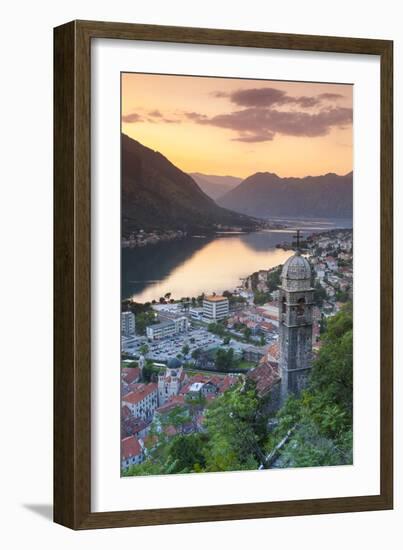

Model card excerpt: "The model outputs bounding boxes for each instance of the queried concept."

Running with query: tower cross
[293,229,302,250]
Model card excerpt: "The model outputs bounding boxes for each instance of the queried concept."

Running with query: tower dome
[281,251,311,280]
[167,357,182,370]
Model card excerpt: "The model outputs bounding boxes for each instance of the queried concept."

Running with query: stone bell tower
[278,233,314,402]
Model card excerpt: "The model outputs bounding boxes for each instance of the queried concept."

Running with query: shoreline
[122,225,352,304]
[121,222,286,249]
[122,219,352,250]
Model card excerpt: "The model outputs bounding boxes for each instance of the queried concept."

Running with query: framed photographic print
[54,20,393,529]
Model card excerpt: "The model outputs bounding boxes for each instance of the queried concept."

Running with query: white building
[271,289,280,301]
[315,266,326,281]
[203,295,229,321]
[325,256,338,271]
[146,316,188,341]
[121,435,143,470]
[121,311,135,337]
[158,358,186,405]
[257,303,279,321]
[146,320,175,340]
[189,307,204,321]
[122,383,158,420]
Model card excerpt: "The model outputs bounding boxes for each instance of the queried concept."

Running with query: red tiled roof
[122,405,131,420]
[121,435,142,460]
[164,425,178,437]
[217,375,238,393]
[179,382,193,395]
[122,383,157,405]
[205,295,228,302]
[121,412,151,438]
[267,342,280,360]
[179,374,237,396]
[247,361,280,397]
[156,395,185,414]
[260,321,276,331]
[122,367,140,384]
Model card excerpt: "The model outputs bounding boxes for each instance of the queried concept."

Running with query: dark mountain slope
[122,134,259,234]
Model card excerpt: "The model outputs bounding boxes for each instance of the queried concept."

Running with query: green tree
[139,343,149,356]
[253,291,271,305]
[208,322,226,337]
[142,359,156,383]
[215,348,234,371]
[167,434,207,472]
[266,266,281,292]
[136,312,157,335]
[335,288,349,302]
[313,281,327,307]
[203,384,266,472]
[162,406,190,435]
[182,344,190,356]
[309,302,353,419]
[268,303,353,468]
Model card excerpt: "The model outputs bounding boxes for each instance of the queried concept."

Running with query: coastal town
[121,228,353,473]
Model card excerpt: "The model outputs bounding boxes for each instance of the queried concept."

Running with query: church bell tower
[278,233,314,402]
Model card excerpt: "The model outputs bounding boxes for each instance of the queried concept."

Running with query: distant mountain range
[121,134,260,235]
[189,172,242,200]
[217,171,353,219]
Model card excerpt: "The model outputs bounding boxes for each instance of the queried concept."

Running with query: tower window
[282,297,286,313]
[297,297,305,316]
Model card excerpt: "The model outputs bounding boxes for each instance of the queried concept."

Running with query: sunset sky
[121,73,353,179]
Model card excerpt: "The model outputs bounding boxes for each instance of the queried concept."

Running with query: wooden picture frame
[54,20,393,530]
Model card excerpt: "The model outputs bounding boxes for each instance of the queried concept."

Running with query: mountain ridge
[217,170,353,219]
[121,134,260,235]
[189,172,242,200]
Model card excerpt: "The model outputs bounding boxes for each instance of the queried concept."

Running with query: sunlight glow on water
[122,220,351,303]
[130,238,292,303]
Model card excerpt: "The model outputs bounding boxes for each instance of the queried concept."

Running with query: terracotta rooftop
[122,383,157,405]
[121,435,142,460]
[204,295,228,302]
[260,321,276,331]
[156,395,186,414]
[267,342,280,361]
[164,425,179,437]
[247,361,280,397]
[121,405,131,420]
[122,367,140,384]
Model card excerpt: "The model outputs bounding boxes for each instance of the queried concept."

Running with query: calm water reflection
[122,219,351,303]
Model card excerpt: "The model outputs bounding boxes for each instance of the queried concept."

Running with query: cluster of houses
[226,299,321,350]
[121,358,238,471]
[308,230,353,314]
[121,229,353,472]
[122,229,187,248]
[227,303,279,336]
